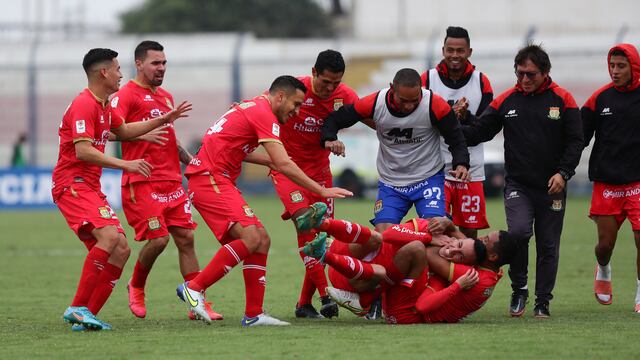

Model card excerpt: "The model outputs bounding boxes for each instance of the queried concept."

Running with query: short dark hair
[393,68,421,88]
[269,75,307,95]
[473,238,487,265]
[314,49,346,75]
[135,40,164,61]
[610,49,627,58]
[494,231,520,267]
[514,44,551,74]
[445,26,470,46]
[82,48,118,74]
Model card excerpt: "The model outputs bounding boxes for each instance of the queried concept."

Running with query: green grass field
[2,196,640,359]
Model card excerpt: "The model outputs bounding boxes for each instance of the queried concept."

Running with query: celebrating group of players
[53,25,640,331]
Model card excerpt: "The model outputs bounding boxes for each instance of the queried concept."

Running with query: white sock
[596,263,611,281]
[635,280,640,305]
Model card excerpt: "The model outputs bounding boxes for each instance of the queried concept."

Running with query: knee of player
[113,235,132,259]
[172,231,195,250]
[149,235,171,249]
[258,230,271,249]
[368,232,383,249]
[372,264,387,279]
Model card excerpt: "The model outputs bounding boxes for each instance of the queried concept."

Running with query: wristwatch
[558,170,571,181]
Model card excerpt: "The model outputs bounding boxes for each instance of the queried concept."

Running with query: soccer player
[176,76,353,326]
[421,26,494,239]
[462,44,584,317]
[53,48,191,331]
[298,204,517,324]
[270,50,359,319]
[582,44,640,312]
[110,40,222,321]
[321,68,470,234]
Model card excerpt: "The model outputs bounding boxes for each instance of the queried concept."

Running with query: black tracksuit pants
[504,178,566,303]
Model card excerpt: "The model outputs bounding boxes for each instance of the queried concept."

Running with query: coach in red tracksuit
[462,44,584,318]
[583,44,640,313]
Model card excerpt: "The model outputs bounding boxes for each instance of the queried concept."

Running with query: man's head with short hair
[444,26,470,46]
[134,40,167,87]
[479,230,519,267]
[312,49,346,99]
[514,44,551,93]
[268,75,307,124]
[82,48,121,95]
[390,68,422,114]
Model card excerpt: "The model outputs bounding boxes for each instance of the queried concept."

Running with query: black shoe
[533,302,550,318]
[364,297,383,320]
[319,296,339,318]
[295,303,323,319]
[509,290,528,317]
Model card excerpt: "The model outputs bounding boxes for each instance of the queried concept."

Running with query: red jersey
[52,89,123,198]
[185,95,281,183]
[110,80,181,185]
[425,264,502,323]
[280,76,358,176]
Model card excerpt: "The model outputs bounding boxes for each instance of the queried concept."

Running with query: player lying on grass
[297,202,518,323]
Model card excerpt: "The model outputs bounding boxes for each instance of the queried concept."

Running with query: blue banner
[0,167,123,210]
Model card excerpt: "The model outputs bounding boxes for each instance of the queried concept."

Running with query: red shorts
[590,181,640,230]
[382,270,428,325]
[188,174,263,244]
[270,170,334,221]
[122,181,197,241]
[444,180,489,229]
[53,182,125,249]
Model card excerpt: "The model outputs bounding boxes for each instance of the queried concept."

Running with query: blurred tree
[120,0,335,38]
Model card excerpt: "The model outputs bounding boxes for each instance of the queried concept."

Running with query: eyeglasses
[515,70,541,79]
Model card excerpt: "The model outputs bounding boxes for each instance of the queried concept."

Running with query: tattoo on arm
[177,142,193,166]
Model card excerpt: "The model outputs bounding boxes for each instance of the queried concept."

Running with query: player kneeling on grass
[298,202,518,323]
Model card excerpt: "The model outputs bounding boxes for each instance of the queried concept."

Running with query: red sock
[297,233,329,305]
[243,252,268,318]
[359,287,383,309]
[319,219,371,245]
[130,260,151,289]
[381,224,432,246]
[71,247,110,307]
[189,240,250,292]
[183,271,200,282]
[87,263,123,315]
[324,252,375,280]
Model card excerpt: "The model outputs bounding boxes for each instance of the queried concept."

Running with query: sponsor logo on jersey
[243,205,255,217]
[100,115,105,124]
[148,217,161,230]
[76,120,86,133]
[272,123,280,137]
[467,215,477,223]
[547,107,560,120]
[374,200,383,213]
[333,98,344,111]
[150,108,163,118]
[551,200,563,211]
[505,109,518,118]
[602,187,640,199]
[506,191,519,200]
[238,101,256,109]
[98,206,111,219]
[144,94,154,102]
[110,96,119,108]
[290,190,303,203]
[304,98,314,106]
[427,200,439,207]
[601,107,612,115]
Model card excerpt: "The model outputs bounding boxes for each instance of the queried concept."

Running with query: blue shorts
[371,171,446,225]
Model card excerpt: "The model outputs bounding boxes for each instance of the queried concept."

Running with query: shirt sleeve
[430,92,470,169]
[476,73,494,116]
[415,281,462,315]
[320,92,377,145]
[253,108,282,144]
[462,95,507,146]
[109,91,131,124]
[69,100,96,143]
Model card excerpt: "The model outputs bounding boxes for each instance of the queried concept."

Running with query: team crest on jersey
[272,123,280,137]
[98,206,111,219]
[333,98,344,111]
[148,217,161,230]
[374,200,383,214]
[164,97,173,109]
[547,107,560,120]
[290,190,303,203]
[483,287,494,297]
[243,205,255,218]
[551,200,563,211]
